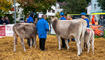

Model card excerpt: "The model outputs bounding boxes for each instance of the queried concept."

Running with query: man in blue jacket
[59,12,67,48]
[36,15,49,51]
[59,12,66,20]
[80,12,90,28]
[27,14,34,23]
[27,13,34,47]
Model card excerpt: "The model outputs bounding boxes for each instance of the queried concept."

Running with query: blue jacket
[36,18,49,38]
[27,16,34,23]
[84,18,90,28]
[59,17,66,20]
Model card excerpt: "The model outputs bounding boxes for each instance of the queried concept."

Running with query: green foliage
[6,14,14,24]
[60,0,88,14]
[98,0,105,10]
[103,30,105,38]
[17,0,56,17]
[0,0,12,16]
[57,0,65,2]
[86,0,91,4]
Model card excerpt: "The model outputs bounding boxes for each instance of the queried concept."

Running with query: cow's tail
[13,25,19,37]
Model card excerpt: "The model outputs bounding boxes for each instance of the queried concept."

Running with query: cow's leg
[30,38,32,48]
[92,34,94,54]
[87,34,91,53]
[33,36,37,48]
[76,38,81,56]
[20,37,26,52]
[87,40,90,53]
[65,40,70,50]
[57,35,61,50]
[14,36,17,52]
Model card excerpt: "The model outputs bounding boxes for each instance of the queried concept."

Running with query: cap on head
[30,13,34,17]
[80,12,86,15]
[60,12,64,16]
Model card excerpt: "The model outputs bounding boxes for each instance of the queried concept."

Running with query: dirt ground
[0,35,105,60]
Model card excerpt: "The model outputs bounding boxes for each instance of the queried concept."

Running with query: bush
[6,14,14,24]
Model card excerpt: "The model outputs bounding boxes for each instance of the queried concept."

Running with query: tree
[86,0,91,4]
[57,0,65,2]
[0,0,12,16]
[58,0,88,14]
[17,0,56,16]
[98,0,105,10]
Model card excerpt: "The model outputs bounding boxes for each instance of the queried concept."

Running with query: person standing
[1,17,9,25]
[80,12,90,28]
[98,15,104,26]
[36,15,49,51]
[91,15,96,25]
[0,17,3,24]
[67,14,72,20]
[5,16,10,24]
[27,13,34,47]
[27,14,34,23]
[59,12,67,48]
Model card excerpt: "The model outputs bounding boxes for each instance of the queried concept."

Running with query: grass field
[0,35,105,60]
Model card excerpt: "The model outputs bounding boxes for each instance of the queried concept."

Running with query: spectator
[5,16,10,24]
[59,12,67,48]
[0,17,3,24]
[67,15,72,20]
[59,12,66,20]
[36,15,49,51]
[91,15,96,25]
[27,13,34,23]
[1,17,9,25]
[98,15,104,26]
[80,12,90,28]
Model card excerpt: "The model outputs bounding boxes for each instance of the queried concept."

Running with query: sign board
[0,24,14,38]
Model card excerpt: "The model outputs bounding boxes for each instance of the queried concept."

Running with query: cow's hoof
[24,49,26,52]
[77,54,81,56]
[67,47,70,50]
[14,49,16,52]
[30,46,32,48]
[58,48,61,50]
[77,53,81,56]
[35,46,37,48]
[93,52,94,55]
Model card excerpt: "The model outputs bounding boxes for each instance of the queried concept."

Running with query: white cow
[51,17,87,56]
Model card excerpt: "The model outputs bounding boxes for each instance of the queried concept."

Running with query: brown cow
[13,23,37,52]
[51,17,87,56]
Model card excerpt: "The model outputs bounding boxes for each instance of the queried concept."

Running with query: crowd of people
[0,16,10,25]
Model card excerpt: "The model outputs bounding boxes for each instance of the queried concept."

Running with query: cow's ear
[51,17,58,22]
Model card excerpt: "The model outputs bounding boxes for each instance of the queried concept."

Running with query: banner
[0,24,14,38]
[0,26,5,37]
[5,24,14,36]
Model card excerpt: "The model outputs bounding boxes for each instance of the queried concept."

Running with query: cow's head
[51,17,58,23]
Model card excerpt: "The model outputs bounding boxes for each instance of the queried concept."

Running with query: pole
[14,0,16,24]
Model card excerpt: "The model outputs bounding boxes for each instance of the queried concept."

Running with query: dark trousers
[39,38,46,50]
[61,38,66,48]
[27,38,34,47]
